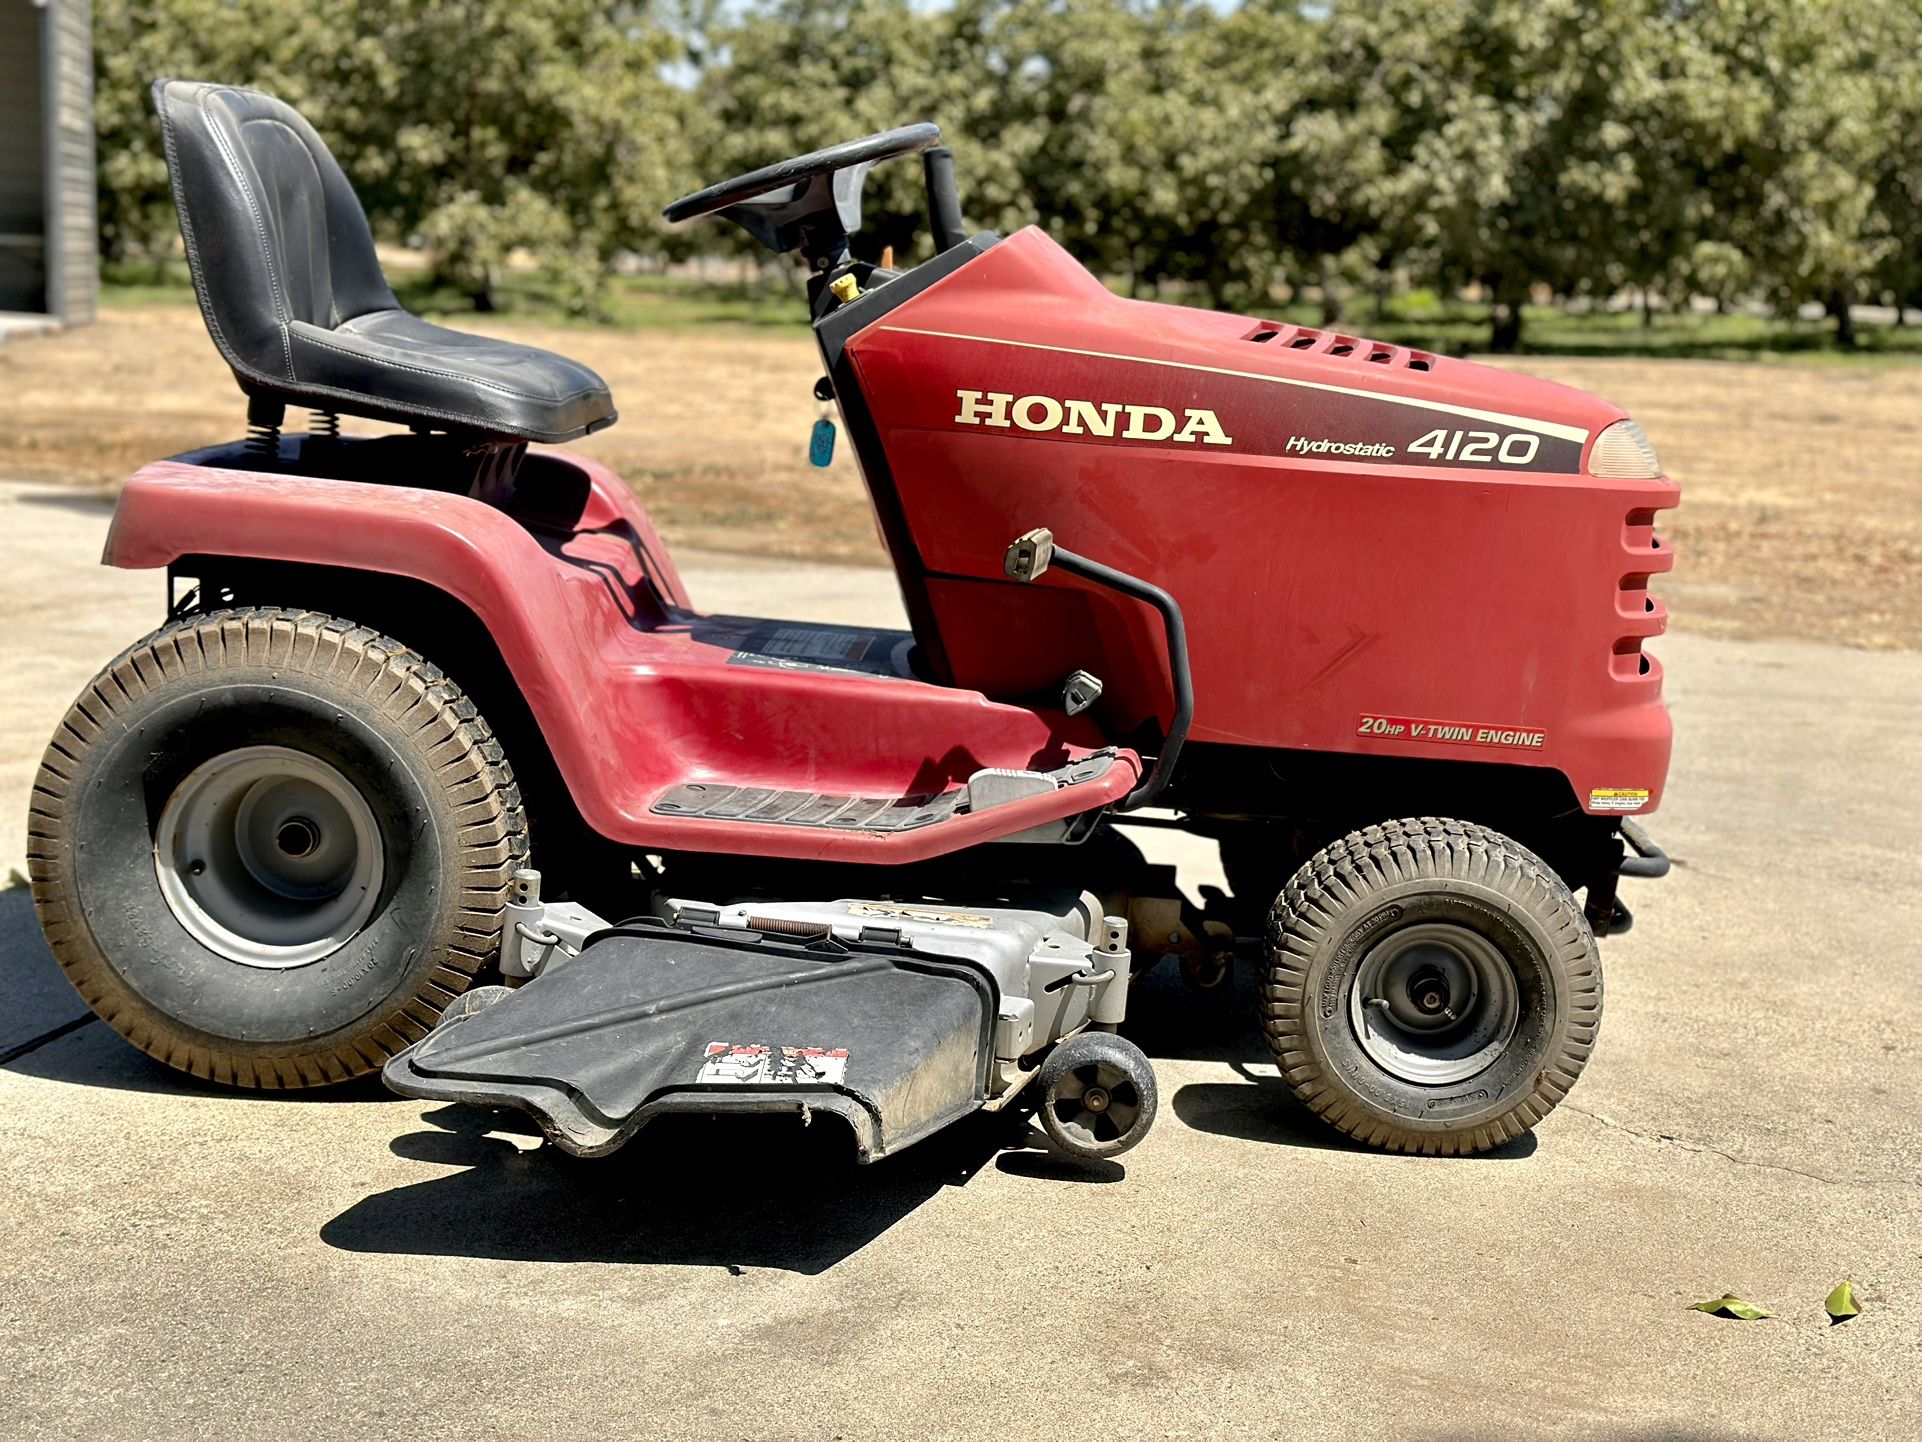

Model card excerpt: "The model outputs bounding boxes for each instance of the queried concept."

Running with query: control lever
[1002,527,1192,811]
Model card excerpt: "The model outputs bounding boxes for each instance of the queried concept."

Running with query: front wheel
[1261,817,1601,1155]
[28,608,527,1087]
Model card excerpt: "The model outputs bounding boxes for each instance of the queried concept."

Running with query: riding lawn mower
[25,81,1676,1165]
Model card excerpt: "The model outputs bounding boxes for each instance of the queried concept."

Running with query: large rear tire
[27,607,527,1087]
[1261,817,1601,1155]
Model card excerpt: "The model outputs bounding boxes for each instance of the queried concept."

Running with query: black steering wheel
[663,124,941,264]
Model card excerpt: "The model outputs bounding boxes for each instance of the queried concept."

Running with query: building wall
[0,3,49,313]
[46,0,99,325]
[0,0,97,324]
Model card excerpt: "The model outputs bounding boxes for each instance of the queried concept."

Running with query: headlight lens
[1588,419,1663,479]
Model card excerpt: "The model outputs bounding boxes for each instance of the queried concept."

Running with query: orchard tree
[1322,0,1676,351]
[991,0,1270,305]
[1677,0,1898,344]
[1864,3,1922,321]
[692,0,1029,268]
[94,0,692,311]
[93,0,345,264]
[326,0,692,311]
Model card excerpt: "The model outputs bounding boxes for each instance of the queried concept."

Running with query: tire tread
[27,606,527,1089]
[1261,816,1602,1156]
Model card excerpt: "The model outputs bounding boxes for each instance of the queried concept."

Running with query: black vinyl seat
[154,80,617,445]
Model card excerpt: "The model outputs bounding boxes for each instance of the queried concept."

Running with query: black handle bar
[1004,529,1192,812]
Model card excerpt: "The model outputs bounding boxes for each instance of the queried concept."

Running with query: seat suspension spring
[244,397,285,463]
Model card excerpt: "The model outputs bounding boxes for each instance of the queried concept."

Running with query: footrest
[651,751,1117,832]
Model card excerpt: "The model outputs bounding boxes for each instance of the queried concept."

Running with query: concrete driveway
[2,481,1918,1439]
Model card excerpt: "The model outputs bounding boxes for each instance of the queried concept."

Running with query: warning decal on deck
[847,901,995,929]
[1588,788,1650,813]
[697,1044,850,1086]
[1357,714,1547,750]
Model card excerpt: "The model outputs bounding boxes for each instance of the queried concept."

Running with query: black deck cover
[384,924,994,1161]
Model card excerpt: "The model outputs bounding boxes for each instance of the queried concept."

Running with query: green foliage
[327,1,690,311]
[92,0,1922,347]
[94,0,693,311]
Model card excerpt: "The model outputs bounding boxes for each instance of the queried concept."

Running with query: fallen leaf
[1824,1280,1861,1324]
[1688,1294,1773,1320]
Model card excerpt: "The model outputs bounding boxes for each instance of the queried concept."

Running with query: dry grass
[1494,356,1922,651]
[2,304,1918,649]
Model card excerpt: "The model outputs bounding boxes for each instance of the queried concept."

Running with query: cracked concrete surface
[2,480,1918,1439]
[1561,1103,1920,1192]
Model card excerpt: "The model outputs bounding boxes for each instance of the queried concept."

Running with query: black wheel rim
[1050,1058,1143,1147]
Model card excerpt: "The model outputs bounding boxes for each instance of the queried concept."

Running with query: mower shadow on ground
[1170,1078,1537,1160]
[1126,953,1540,1160]
[320,1104,1109,1275]
[0,888,427,1101]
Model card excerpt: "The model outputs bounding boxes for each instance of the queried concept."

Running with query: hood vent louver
[1245,322,1435,372]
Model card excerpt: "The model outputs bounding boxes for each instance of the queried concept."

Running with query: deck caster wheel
[431,985,517,1032]
[1262,818,1601,1156]
[1037,1032,1158,1161]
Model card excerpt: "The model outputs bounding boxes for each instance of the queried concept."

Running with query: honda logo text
[954,389,1233,446]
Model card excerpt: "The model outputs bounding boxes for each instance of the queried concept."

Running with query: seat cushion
[157,79,618,444]
[285,311,616,443]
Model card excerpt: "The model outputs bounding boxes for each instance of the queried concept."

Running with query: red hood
[879,226,1629,476]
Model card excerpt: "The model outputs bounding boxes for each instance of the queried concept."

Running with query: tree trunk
[1488,281,1524,353]
[1828,288,1857,347]
[1641,287,1654,327]
[1316,258,1342,326]
[469,267,497,313]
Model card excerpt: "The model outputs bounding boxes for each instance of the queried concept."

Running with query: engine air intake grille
[1245,323,1435,372]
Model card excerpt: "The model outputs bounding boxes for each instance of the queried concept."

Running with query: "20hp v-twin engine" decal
[1357,713,1547,750]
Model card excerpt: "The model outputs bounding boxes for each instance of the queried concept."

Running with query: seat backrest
[153,79,396,392]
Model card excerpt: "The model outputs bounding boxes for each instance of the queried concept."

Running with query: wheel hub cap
[1350,924,1520,1085]
[1051,1060,1140,1147]
[153,745,384,968]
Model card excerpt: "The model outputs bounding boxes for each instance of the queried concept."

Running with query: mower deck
[386,895,1141,1162]
[386,922,995,1160]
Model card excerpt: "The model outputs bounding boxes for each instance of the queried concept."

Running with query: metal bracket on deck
[501,868,612,978]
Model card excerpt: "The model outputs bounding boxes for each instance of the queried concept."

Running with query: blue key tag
[808,415,836,468]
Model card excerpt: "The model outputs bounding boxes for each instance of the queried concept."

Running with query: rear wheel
[28,607,526,1087]
[1261,817,1600,1155]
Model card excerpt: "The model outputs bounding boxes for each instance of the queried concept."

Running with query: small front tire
[1262,817,1601,1155]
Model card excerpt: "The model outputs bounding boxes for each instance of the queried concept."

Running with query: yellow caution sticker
[848,901,996,928]
[1589,787,1650,813]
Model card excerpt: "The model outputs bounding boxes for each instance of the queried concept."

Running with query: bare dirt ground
[3,305,1918,648]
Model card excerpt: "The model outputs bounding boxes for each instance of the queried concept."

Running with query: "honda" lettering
[954,389,1233,446]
